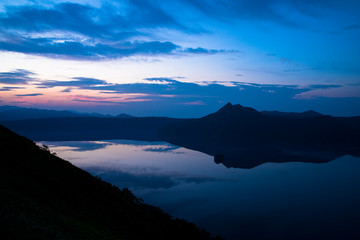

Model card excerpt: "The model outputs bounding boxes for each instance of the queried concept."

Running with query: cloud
[10,101,28,104]
[2,0,341,35]
[182,0,327,27]
[0,2,178,40]
[70,94,158,105]
[293,85,360,99]
[85,167,178,189]
[0,86,26,91]
[0,2,228,60]
[184,47,230,54]
[39,77,109,88]
[308,84,342,89]
[84,165,227,190]
[15,93,43,96]
[143,145,180,152]
[61,88,72,93]
[2,69,360,116]
[0,69,35,84]
[80,78,360,117]
[0,36,179,60]
[284,69,303,72]
[37,76,178,94]
[180,101,206,105]
[72,99,124,104]
[38,75,349,103]
[143,77,178,84]
[342,24,360,30]
[0,33,226,60]
[83,77,228,97]
[47,141,113,152]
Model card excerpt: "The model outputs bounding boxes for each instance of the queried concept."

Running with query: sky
[0,0,359,117]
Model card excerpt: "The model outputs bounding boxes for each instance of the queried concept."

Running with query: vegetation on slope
[0,124,221,240]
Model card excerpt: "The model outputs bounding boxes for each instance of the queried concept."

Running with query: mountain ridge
[1,103,359,168]
[0,105,134,121]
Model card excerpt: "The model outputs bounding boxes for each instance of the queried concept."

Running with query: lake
[41,140,360,240]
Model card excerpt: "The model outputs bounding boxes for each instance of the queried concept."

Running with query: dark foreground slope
[0,124,220,240]
[159,103,360,168]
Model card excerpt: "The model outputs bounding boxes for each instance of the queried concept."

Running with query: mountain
[116,113,135,118]
[262,109,324,118]
[158,103,360,168]
[0,105,113,121]
[1,116,181,141]
[0,123,221,240]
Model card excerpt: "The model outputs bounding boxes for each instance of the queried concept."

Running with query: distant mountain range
[261,109,324,118]
[1,103,359,168]
[116,113,134,118]
[0,105,134,121]
[0,123,220,240]
[1,116,179,141]
[159,103,360,168]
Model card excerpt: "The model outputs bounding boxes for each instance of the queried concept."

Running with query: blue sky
[0,0,359,117]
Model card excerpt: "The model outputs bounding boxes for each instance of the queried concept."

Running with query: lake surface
[41,140,360,240]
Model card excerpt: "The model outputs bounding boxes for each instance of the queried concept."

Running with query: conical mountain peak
[203,103,259,120]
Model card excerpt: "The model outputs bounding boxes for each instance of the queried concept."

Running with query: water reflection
[42,140,231,190]
[42,140,360,240]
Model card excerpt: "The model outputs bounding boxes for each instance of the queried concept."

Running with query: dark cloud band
[0,69,35,84]
[16,93,43,96]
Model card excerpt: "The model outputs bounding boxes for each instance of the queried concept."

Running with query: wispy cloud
[0,86,26,91]
[60,88,72,93]
[0,69,35,84]
[180,101,206,105]
[38,77,109,88]
[16,93,43,96]
[182,0,332,28]
[342,24,360,30]
[183,47,234,54]
[293,85,360,99]
[69,94,156,105]
[0,35,180,60]
[143,77,178,84]
[10,101,28,104]
[72,99,124,104]
[143,145,180,152]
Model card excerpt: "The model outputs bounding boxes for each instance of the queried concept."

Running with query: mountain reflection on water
[210,143,347,169]
[41,140,360,240]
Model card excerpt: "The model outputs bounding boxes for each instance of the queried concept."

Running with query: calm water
[41,140,360,240]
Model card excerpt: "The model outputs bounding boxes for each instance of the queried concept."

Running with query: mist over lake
[41,140,360,240]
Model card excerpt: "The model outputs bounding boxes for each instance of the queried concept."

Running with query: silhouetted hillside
[0,124,221,240]
[158,103,360,168]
